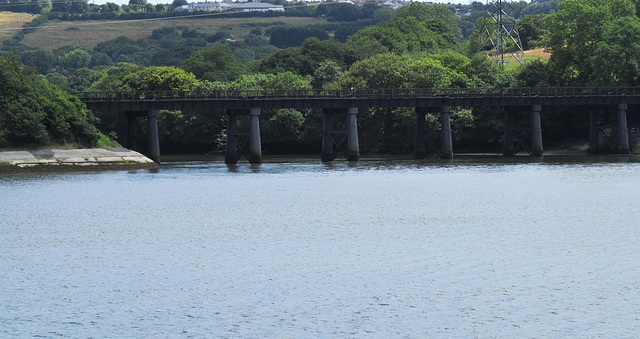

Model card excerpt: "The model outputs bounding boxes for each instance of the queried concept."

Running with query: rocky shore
[0,148,158,173]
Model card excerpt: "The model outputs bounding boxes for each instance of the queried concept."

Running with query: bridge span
[75,87,639,163]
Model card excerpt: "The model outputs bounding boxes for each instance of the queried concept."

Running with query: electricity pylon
[478,0,525,66]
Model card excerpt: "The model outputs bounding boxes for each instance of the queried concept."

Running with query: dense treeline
[0,53,101,148]
[1,0,639,153]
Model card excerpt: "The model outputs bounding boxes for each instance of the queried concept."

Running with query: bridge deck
[76,87,640,112]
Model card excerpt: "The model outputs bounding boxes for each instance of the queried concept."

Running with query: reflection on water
[1,156,640,337]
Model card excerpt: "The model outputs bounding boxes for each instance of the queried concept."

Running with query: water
[2,156,640,338]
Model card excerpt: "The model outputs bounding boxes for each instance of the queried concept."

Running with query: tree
[119,66,200,91]
[258,38,357,76]
[543,0,637,85]
[589,17,640,86]
[399,3,461,38]
[67,68,103,91]
[88,62,144,91]
[269,26,329,49]
[347,14,457,55]
[181,45,243,82]
[88,52,114,69]
[312,60,342,89]
[0,53,98,147]
[61,49,91,70]
[264,109,305,143]
[518,14,547,50]
[516,59,553,87]
[171,0,188,8]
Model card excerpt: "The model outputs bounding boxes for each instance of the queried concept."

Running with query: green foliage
[333,52,483,89]
[544,0,637,85]
[258,38,357,76]
[119,66,200,91]
[311,60,342,89]
[399,3,461,38]
[67,68,103,91]
[523,0,561,16]
[264,108,305,143]
[516,60,552,87]
[94,36,145,63]
[61,48,91,70]
[518,14,547,50]
[96,131,121,148]
[171,0,188,8]
[222,71,311,91]
[181,44,244,82]
[316,3,363,22]
[88,52,114,69]
[0,53,98,147]
[269,26,329,49]
[346,14,457,55]
[156,109,227,153]
[44,72,69,89]
[90,63,203,92]
[589,17,640,86]
[88,62,144,91]
[22,49,54,73]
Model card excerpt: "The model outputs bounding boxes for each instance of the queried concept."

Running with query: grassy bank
[0,11,34,41]
[19,16,327,51]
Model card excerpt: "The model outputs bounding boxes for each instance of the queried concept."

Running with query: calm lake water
[2,156,640,338]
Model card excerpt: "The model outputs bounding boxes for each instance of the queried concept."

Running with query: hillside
[0,11,34,41]
[19,16,328,51]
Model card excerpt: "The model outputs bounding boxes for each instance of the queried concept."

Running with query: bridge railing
[73,87,640,102]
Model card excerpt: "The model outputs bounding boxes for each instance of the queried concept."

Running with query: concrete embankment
[0,148,158,173]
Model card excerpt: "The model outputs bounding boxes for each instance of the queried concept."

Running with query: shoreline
[0,148,159,173]
[2,141,637,174]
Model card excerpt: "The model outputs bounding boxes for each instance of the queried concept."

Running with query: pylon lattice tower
[478,0,525,66]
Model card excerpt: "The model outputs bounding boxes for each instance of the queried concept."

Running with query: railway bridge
[75,87,640,163]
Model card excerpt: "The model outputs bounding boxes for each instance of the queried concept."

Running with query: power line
[477,0,525,66]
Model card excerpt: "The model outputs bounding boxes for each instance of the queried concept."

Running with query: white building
[176,1,284,12]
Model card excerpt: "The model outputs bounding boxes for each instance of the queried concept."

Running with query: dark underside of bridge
[77,88,639,163]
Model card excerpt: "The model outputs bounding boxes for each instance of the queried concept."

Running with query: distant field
[499,48,551,70]
[0,11,34,41]
[524,48,551,61]
[20,16,328,51]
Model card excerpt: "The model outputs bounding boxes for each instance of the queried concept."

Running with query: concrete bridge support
[414,107,427,159]
[225,112,238,164]
[321,111,334,162]
[346,107,360,161]
[441,106,453,159]
[249,108,263,164]
[321,107,359,161]
[617,103,629,153]
[147,109,161,163]
[531,104,543,156]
